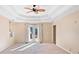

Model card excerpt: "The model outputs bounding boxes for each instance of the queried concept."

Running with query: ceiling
[0,5,79,23]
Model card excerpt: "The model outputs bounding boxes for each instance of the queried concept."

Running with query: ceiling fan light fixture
[24,5,45,14]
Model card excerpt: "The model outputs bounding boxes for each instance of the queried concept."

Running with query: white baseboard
[56,44,72,54]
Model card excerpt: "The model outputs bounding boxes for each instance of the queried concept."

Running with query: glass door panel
[28,25,39,42]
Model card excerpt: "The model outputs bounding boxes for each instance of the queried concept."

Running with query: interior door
[53,25,56,44]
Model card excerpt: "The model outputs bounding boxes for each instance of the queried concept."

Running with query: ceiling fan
[24,5,45,14]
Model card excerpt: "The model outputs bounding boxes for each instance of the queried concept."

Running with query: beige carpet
[0,43,69,54]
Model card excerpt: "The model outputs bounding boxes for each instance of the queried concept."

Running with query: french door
[28,25,39,42]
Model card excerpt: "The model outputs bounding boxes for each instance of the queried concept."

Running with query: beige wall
[0,16,13,52]
[54,10,79,53]
[12,22,53,43]
[14,22,28,43]
[42,23,53,43]
[9,21,16,44]
[9,21,15,32]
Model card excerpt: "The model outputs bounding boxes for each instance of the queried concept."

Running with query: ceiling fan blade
[24,7,32,10]
[38,9,45,12]
[26,11,33,13]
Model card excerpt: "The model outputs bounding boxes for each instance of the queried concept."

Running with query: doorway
[28,25,39,42]
[53,25,56,44]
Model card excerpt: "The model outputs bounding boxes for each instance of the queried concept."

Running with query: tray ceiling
[0,5,79,22]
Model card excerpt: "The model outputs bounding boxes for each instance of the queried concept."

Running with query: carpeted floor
[0,43,69,54]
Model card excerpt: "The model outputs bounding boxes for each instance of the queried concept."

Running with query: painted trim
[56,44,72,54]
[13,19,53,23]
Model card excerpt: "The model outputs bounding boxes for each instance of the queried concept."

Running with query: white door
[28,25,39,42]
